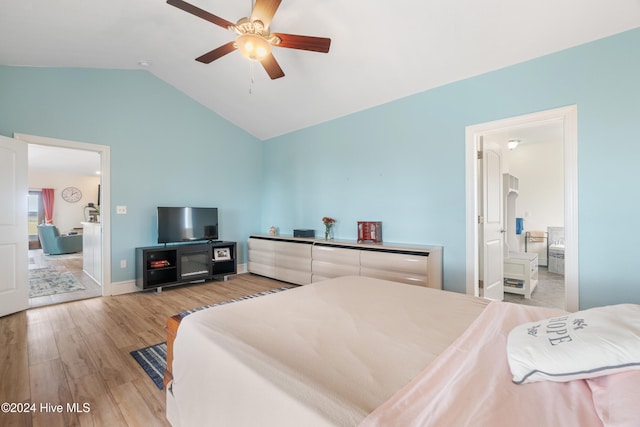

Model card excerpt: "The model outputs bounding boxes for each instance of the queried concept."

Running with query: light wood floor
[0,273,290,427]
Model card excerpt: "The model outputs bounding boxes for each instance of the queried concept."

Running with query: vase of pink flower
[322,217,336,240]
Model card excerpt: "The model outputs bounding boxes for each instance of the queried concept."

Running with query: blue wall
[0,67,263,283]
[1,27,639,308]
[261,28,640,308]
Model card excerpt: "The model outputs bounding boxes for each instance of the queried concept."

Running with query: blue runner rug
[130,286,291,390]
[130,342,167,390]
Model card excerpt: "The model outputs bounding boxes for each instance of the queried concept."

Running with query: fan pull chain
[247,0,254,95]
[248,62,255,95]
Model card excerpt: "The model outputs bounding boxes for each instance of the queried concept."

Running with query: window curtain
[42,188,54,224]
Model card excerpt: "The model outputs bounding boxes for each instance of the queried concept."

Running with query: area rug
[130,342,168,390]
[130,286,291,390]
[29,267,86,298]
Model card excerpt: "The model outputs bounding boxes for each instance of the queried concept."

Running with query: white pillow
[507,304,640,384]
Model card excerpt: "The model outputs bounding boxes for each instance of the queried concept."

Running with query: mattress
[168,275,489,427]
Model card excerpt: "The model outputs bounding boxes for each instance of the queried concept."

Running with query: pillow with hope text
[507,304,640,384]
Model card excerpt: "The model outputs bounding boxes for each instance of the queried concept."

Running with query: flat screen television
[157,207,218,244]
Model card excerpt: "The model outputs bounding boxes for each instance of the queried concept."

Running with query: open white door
[479,139,504,301]
[0,135,28,317]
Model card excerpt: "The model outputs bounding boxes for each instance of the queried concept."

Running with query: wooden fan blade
[167,0,235,30]
[250,0,282,29]
[273,33,331,53]
[260,53,285,80]
[195,41,237,64]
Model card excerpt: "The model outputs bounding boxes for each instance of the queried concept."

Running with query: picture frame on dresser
[213,247,231,261]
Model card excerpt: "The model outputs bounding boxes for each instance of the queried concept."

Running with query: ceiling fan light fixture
[236,33,272,61]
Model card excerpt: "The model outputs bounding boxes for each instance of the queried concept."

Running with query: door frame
[465,105,579,311]
[15,133,111,296]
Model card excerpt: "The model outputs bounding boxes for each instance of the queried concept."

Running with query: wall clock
[61,186,82,203]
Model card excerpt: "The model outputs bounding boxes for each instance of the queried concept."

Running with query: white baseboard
[103,279,137,296]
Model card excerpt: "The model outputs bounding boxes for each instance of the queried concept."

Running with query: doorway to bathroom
[465,106,578,312]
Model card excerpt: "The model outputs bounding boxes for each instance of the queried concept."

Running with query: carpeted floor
[130,286,291,390]
[29,266,86,298]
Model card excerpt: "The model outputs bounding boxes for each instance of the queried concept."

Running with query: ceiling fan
[167,0,332,80]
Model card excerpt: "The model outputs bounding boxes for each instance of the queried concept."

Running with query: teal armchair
[37,225,83,255]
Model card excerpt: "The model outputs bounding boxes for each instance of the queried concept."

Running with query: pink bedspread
[359,301,604,427]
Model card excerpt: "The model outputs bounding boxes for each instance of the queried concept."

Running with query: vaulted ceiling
[1,0,639,140]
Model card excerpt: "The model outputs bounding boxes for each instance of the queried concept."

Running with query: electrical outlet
[120,259,127,269]
[116,205,127,214]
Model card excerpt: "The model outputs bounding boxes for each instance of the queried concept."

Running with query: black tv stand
[135,241,237,291]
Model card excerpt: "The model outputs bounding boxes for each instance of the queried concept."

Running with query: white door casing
[15,133,113,295]
[465,105,579,311]
[480,139,504,301]
[0,135,28,317]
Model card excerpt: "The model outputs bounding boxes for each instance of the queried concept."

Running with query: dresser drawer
[360,250,428,275]
[312,245,360,265]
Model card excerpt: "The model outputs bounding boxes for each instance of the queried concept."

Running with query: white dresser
[311,244,361,281]
[503,252,538,298]
[247,236,313,285]
[248,235,443,289]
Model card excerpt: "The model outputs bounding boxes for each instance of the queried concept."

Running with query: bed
[164,275,640,427]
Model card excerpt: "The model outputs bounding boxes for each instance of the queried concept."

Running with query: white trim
[107,280,137,295]
[563,108,579,312]
[14,133,112,297]
[465,106,579,311]
[465,132,480,296]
